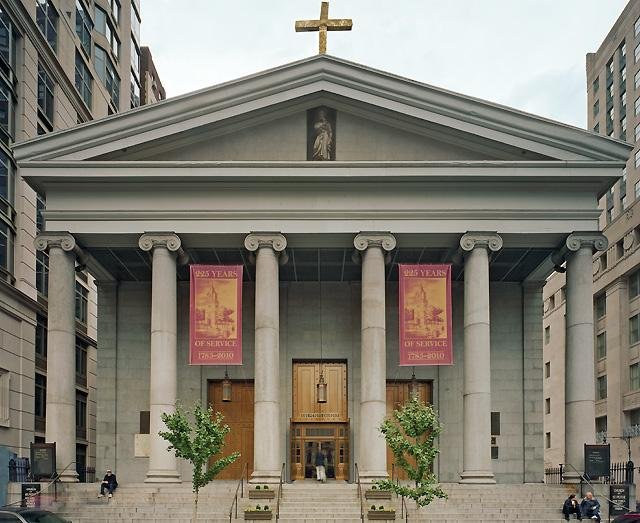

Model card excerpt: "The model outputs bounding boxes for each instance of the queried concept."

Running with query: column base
[357,470,389,485]
[459,470,496,484]
[145,470,182,483]
[250,470,282,485]
[57,469,79,483]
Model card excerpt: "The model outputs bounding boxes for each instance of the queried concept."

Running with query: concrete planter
[249,489,275,500]
[244,509,273,520]
[365,489,392,500]
[367,509,396,520]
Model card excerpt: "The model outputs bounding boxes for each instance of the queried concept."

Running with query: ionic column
[245,232,287,483]
[35,233,79,482]
[139,233,182,483]
[354,232,396,482]
[561,232,608,481]
[459,232,502,484]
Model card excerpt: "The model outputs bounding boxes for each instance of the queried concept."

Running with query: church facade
[13,55,630,485]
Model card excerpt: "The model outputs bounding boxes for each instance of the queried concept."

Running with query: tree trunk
[193,489,199,523]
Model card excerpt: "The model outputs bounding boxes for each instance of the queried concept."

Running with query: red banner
[399,264,453,366]
[189,265,242,365]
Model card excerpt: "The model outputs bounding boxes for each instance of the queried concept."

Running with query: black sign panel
[584,443,610,478]
[610,484,630,516]
[30,442,56,481]
[20,483,40,508]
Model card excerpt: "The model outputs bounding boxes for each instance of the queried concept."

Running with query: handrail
[355,463,364,523]
[275,462,285,521]
[2,461,77,508]
[401,494,408,522]
[228,462,248,522]
[562,462,632,514]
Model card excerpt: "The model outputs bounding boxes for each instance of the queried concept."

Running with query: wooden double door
[207,380,254,480]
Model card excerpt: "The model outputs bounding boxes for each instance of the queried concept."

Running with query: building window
[35,194,48,296]
[621,115,627,141]
[632,363,640,391]
[635,97,640,116]
[544,325,550,345]
[37,63,54,129]
[629,408,640,427]
[636,42,640,63]
[94,7,119,58]
[597,332,606,359]
[636,16,640,37]
[631,270,640,299]
[36,0,58,52]
[35,314,47,367]
[111,0,120,24]
[545,361,550,378]
[631,313,640,345]
[597,375,607,400]
[75,342,87,387]
[635,150,640,168]
[131,1,140,43]
[636,69,640,90]
[622,67,628,89]
[0,368,8,426]
[593,99,600,117]
[130,39,140,78]
[75,1,92,57]
[593,76,599,94]
[94,46,120,108]
[74,51,92,109]
[545,398,550,414]
[549,294,555,310]
[594,122,600,133]
[595,293,606,319]
[75,281,88,324]
[35,373,46,429]
[545,432,551,449]
[130,70,140,108]
[76,390,87,439]
[636,181,640,199]
[0,220,14,277]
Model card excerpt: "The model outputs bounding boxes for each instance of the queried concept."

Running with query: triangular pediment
[13,55,630,163]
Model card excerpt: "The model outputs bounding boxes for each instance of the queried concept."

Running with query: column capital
[138,232,182,252]
[244,232,287,252]
[565,232,608,253]
[460,232,503,252]
[353,232,396,252]
[34,232,76,253]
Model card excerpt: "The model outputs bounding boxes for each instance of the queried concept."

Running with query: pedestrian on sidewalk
[315,446,326,483]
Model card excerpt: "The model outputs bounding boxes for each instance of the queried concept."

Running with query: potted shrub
[249,484,275,500]
[244,504,273,520]
[367,505,396,520]
[365,484,392,500]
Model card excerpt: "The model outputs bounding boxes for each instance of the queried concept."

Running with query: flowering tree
[376,397,447,507]
[160,403,239,522]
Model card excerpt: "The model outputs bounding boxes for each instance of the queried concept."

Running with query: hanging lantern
[317,372,328,403]
[222,368,232,402]
[409,367,419,399]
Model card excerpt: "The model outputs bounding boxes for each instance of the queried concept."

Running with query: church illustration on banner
[195,279,238,340]
[403,281,447,339]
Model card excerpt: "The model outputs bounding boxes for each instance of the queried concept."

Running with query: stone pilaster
[139,233,182,483]
[34,232,79,482]
[459,231,502,484]
[561,232,608,481]
[245,232,287,483]
[354,232,396,482]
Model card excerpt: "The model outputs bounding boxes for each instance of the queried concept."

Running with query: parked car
[613,514,640,523]
[0,507,70,523]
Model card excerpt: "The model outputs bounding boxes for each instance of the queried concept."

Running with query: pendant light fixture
[222,366,232,402]
[409,366,419,399]
[317,254,328,403]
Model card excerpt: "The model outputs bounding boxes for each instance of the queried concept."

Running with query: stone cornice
[353,232,396,251]
[138,232,182,252]
[34,232,76,252]
[459,232,503,252]
[244,232,287,252]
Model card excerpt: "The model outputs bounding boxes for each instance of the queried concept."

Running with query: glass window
[75,281,88,324]
[593,99,599,117]
[635,97,640,116]
[76,390,87,438]
[597,332,606,359]
[635,149,640,168]
[131,1,140,42]
[0,7,17,74]
[632,363,640,391]
[111,0,120,25]
[130,39,140,78]
[631,313,640,345]
[36,0,58,52]
[545,398,550,414]
[636,124,640,142]
[0,148,13,205]
[544,325,550,345]
[621,115,627,141]
[595,293,606,319]
[75,343,87,384]
[95,46,120,108]
[636,69,640,90]
[622,66,627,87]
[94,5,107,35]
[593,76,599,94]
[622,90,627,109]
[35,314,47,361]
[594,122,600,134]
[75,0,93,57]
[635,42,640,63]
[636,16,640,37]
[631,270,640,299]
[636,180,640,199]
[37,63,54,126]
[130,70,140,108]
[35,373,46,419]
[74,51,92,109]
[36,192,48,296]
[0,79,14,143]
[597,375,607,400]
[545,361,550,378]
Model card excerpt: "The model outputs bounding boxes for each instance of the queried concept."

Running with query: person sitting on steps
[562,493,582,520]
[98,468,118,498]
[580,492,601,522]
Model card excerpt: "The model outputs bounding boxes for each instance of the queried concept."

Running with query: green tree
[160,403,239,521]
[376,397,447,507]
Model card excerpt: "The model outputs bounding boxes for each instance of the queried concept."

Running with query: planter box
[244,510,273,520]
[365,489,392,500]
[249,489,275,500]
[367,509,396,520]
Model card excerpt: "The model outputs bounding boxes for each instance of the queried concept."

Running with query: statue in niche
[307,107,336,161]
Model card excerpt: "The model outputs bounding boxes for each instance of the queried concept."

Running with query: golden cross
[295,2,353,55]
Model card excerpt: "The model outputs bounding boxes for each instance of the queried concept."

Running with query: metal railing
[562,462,633,514]
[8,459,95,484]
[355,463,364,523]
[227,462,248,522]
[3,461,76,508]
[544,464,563,484]
[275,462,285,521]
[545,461,634,485]
[401,495,408,522]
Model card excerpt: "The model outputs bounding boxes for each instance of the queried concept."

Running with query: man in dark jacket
[563,494,582,520]
[98,469,118,498]
[580,492,601,522]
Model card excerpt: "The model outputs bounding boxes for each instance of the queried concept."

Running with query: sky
[139,0,628,129]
